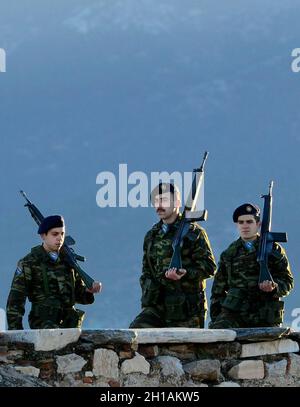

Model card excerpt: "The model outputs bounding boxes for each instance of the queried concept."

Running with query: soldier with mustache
[129,182,216,328]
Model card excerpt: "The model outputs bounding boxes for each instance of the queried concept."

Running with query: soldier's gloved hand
[86,281,102,294]
[165,268,187,280]
[259,280,278,292]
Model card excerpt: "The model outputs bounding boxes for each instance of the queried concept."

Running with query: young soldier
[6,215,101,329]
[209,203,294,328]
[129,183,216,328]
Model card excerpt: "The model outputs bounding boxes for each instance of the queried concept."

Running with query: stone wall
[1,327,300,387]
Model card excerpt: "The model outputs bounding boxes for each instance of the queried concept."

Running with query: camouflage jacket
[210,236,294,322]
[6,245,94,329]
[140,214,216,316]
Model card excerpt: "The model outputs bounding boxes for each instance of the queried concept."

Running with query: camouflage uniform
[209,237,293,328]
[129,215,216,328]
[6,245,94,329]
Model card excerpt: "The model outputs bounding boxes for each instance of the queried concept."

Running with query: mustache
[156,208,165,213]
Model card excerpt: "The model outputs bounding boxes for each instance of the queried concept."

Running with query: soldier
[209,203,294,328]
[129,183,216,328]
[6,215,102,329]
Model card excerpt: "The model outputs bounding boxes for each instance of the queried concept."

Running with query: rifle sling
[146,240,156,276]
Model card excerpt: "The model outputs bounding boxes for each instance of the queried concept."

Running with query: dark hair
[150,182,180,202]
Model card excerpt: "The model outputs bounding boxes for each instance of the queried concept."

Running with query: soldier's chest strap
[146,239,156,276]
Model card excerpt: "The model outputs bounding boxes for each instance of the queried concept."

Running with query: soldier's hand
[259,280,278,292]
[165,268,187,280]
[86,281,102,294]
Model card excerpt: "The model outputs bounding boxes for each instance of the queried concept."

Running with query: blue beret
[233,203,260,222]
[38,215,65,234]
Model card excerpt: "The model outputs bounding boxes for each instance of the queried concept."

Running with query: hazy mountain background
[0,0,299,329]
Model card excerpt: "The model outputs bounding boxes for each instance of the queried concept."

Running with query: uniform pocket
[259,300,284,326]
[164,292,186,321]
[141,278,161,307]
[222,288,247,312]
[186,293,202,316]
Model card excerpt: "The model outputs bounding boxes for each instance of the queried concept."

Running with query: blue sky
[0,0,299,328]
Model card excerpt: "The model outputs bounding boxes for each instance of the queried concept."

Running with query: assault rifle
[20,190,94,289]
[169,152,209,272]
[257,181,287,284]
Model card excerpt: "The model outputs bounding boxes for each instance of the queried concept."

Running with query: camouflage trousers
[129,306,205,329]
[29,304,85,329]
[209,308,282,329]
